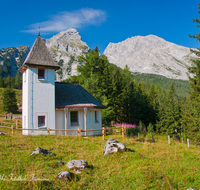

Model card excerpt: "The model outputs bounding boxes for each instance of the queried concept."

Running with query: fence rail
[0,119,22,129]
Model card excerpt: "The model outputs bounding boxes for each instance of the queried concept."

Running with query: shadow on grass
[88,165,94,170]
[136,138,145,143]
[36,180,53,187]
[125,148,135,153]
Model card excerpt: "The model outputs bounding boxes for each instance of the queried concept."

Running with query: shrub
[139,120,146,130]
[111,123,146,137]
[147,123,154,133]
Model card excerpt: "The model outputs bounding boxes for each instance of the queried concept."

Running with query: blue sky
[1,0,200,53]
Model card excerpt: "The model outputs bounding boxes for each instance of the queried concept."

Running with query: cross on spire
[38,26,40,36]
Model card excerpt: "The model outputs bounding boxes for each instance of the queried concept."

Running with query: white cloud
[22,8,106,34]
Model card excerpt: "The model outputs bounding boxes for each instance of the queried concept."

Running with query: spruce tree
[2,89,18,113]
[15,72,21,89]
[184,3,200,142]
[148,84,159,126]
[156,83,181,135]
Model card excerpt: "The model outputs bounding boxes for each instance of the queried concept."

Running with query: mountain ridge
[103,34,196,80]
[0,45,30,77]
[0,29,197,81]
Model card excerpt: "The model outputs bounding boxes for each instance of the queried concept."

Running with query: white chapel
[19,34,105,136]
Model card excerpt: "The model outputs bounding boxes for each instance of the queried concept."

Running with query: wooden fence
[0,119,22,128]
[0,125,192,147]
[0,125,127,141]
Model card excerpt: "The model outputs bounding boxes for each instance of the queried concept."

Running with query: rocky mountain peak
[104,35,196,80]
[45,28,81,45]
[45,28,89,81]
[45,28,83,49]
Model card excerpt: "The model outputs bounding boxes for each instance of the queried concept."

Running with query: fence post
[181,130,183,143]
[122,126,124,138]
[124,126,126,135]
[47,128,50,135]
[168,135,170,145]
[16,120,18,129]
[11,125,14,135]
[78,128,81,137]
[102,127,105,140]
[187,138,189,148]
[152,132,155,142]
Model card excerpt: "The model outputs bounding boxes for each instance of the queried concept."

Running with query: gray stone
[30,147,56,156]
[18,144,26,148]
[104,138,126,156]
[67,160,88,173]
[56,171,72,181]
[57,161,66,166]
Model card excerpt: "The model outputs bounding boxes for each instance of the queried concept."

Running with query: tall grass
[0,132,199,189]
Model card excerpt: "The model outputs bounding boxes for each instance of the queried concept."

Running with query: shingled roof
[19,35,60,72]
[55,82,106,109]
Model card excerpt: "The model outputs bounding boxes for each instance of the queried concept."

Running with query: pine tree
[77,46,110,100]
[156,83,181,135]
[183,3,200,142]
[0,77,4,88]
[147,84,159,126]
[2,89,18,113]
[189,3,200,41]
[120,65,133,123]
[15,72,22,89]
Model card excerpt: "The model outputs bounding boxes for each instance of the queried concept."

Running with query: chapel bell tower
[19,33,60,135]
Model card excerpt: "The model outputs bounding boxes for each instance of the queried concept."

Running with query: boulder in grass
[67,160,88,173]
[30,147,56,156]
[56,171,72,181]
[104,138,126,156]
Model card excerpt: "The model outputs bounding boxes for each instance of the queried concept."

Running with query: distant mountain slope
[104,35,196,80]
[132,72,191,97]
[44,28,89,81]
[0,46,30,77]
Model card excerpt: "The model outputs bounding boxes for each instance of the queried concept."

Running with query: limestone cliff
[44,28,89,81]
[104,35,196,80]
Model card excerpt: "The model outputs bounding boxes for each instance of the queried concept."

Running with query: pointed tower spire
[19,33,60,73]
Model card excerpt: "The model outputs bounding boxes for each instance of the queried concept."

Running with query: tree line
[62,39,200,143]
[132,72,191,98]
[0,72,22,90]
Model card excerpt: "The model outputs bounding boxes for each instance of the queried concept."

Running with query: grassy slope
[0,131,199,189]
[132,72,191,97]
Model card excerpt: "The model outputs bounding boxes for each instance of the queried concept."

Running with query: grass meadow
[0,130,199,190]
